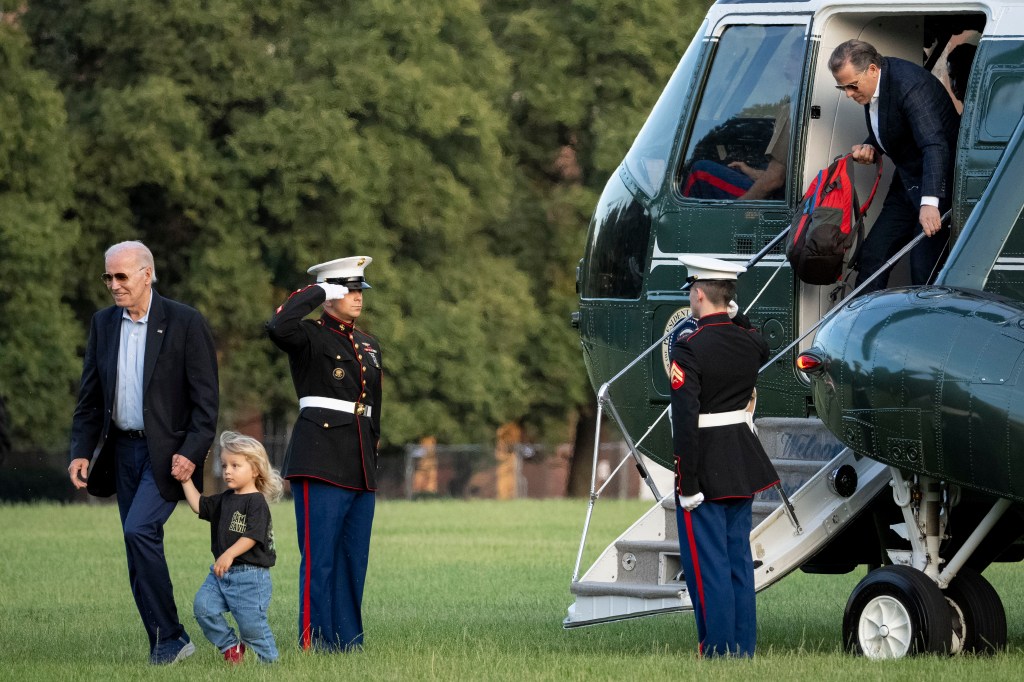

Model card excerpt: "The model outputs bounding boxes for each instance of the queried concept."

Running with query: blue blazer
[69,290,219,501]
[864,57,961,207]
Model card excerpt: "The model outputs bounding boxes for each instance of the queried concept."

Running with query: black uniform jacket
[69,290,220,501]
[266,285,383,490]
[670,312,778,500]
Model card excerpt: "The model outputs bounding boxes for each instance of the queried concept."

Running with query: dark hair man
[829,39,960,294]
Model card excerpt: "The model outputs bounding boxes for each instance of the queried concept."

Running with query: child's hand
[213,554,234,578]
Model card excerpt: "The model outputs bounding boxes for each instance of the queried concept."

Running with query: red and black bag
[786,154,883,285]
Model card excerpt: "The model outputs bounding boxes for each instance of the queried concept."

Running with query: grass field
[2,498,1023,680]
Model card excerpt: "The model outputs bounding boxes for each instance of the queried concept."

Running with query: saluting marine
[266,256,383,653]
[670,255,779,658]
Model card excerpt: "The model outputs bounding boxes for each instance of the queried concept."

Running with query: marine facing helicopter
[567,0,1024,658]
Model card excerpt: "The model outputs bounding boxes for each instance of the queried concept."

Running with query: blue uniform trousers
[682,160,753,199]
[114,434,188,660]
[676,498,756,658]
[293,479,375,652]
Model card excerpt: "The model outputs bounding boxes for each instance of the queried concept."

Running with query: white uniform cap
[308,256,373,289]
[678,255,746,282]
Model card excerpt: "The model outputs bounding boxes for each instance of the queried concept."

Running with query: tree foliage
[5,1,705,455]
[0,22,80,448]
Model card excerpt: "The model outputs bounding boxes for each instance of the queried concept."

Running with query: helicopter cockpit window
[677,25,804,202]
[622,21,706,197]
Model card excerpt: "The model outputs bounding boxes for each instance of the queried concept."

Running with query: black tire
[945,567,1007,655]
[843,565,951,658]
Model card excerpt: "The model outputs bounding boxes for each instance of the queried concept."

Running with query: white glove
[679,492,704,512]
[727,300,739,319]
[319,283,349,300]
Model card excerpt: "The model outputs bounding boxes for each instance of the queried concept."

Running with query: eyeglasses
[101,267,147,284]
[835,65,875,92]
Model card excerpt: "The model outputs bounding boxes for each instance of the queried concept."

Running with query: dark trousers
[676,498,756,658]
[854,177,949,295]
[114,434,185,656]
[294,479,375,652]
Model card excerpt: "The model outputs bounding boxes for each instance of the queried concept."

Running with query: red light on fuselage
[796,352,823,373]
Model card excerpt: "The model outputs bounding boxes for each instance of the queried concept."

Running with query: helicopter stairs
[565,417,891,627]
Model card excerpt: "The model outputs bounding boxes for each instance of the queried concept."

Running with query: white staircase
[565,417,890,627]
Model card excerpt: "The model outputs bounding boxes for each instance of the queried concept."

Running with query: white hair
[105,240,158,283]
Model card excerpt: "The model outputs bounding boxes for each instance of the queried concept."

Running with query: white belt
[299,396,372,418]
[698,409,752,429]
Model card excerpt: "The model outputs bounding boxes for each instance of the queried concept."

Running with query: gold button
[362,366,366,371]
[358,354,363,360]
[336,355,341,360]
[323,422,329,428]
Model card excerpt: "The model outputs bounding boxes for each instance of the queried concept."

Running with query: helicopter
[567,0,1024,659]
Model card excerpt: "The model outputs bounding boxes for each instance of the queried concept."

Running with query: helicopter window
[677,25,804,202]
[622,20,707,197]
[979,73,1024,143]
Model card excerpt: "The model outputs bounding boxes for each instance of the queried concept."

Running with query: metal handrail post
[571,386,610,581]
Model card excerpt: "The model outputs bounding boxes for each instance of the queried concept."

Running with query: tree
[0,20,80,449]
[21,0,535,448]
[485,0,705,492]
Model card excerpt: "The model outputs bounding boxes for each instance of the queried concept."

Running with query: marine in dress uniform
[670,255,779,658]
[266,256,383,652]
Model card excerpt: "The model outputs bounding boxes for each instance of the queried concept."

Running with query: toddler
[182,431,283,664]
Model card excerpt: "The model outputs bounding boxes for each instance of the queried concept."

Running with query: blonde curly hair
[219,431,284,502]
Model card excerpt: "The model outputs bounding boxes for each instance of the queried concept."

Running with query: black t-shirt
[199,490,276,568]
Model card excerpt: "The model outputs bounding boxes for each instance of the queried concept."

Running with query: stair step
[615,539,678,554]
[571,580,685,599]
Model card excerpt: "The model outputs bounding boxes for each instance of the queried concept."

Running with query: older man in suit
[68,240,219,664]
[829,39,961,294]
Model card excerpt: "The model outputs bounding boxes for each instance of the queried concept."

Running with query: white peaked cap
[307,256,373,289]
[678,255,746,281]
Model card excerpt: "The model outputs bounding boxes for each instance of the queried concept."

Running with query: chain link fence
[3,434,644,502]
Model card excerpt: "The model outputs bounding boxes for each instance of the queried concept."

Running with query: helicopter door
[647,22,809,412]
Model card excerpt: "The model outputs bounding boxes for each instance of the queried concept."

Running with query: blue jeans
[193,564,278,662]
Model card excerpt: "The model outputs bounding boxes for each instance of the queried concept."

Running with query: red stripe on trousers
[683,509,707,654]
[302,480,312,650]
[689,169,746,197]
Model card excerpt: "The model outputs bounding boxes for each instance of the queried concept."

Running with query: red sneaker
[223,643,246,664]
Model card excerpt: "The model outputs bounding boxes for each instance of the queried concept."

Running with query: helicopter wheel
[843,565,951,659]
[944,567,1007,655]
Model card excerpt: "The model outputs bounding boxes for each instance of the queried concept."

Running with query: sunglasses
[834,79,862,92]
[835,65,875,92]
[101,267,146,284]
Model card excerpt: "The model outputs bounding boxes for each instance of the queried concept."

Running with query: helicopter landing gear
[944,567,1007,654]
[843,565,950,658]
[844,470,1009,658]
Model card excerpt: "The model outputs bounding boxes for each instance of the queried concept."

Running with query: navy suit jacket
[864,57,960,208]
[69,290,219,501]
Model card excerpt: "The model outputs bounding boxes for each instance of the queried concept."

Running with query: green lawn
[2,499,1023,680]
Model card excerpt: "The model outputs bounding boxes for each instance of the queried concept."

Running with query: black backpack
[786,154,883,285]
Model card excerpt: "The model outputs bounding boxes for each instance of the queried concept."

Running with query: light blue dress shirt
[114,291,151,431]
